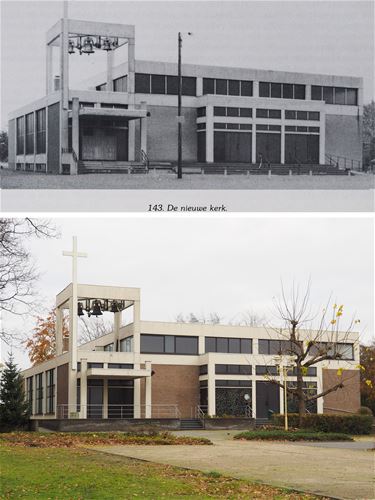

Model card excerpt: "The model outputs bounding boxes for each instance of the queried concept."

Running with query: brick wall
[141,364,200,418]
[56,363,69,410]
[326,114,362,164]
[322,368,360,413]
[147,105,197,162]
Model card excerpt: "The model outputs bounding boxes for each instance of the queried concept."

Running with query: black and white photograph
[0,0,374,211]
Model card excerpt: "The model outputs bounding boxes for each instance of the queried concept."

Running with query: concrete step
[180,419,204,430]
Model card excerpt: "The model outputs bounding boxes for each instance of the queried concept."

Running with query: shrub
[234,429,353,441]
[358,406,373,416]
[272,413,373,435]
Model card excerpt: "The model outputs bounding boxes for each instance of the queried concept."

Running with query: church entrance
[79,116,129,162]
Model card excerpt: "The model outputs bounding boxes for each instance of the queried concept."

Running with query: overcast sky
[1,0,374,128]
[2,215,373,369]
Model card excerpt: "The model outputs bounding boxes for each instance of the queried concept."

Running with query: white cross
[63,236,87,370]
[63,236,87,287]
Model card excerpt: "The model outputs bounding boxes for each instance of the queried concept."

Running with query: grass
[234,429,353,442]
[0,445,328,499]
[0,431,212,448]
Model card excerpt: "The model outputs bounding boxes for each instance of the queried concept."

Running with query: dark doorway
[108,379,134,418]
[214,132,252,162]
[256,133,281,163]
[215,387,252,416]
[80,117,129,161]
[285,134,319,164]
[88,379,103,418]
[256,381,280,418]
[197,132,206,162]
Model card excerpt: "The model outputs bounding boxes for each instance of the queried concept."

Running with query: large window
[215,364,252,375]
[140,334,198,354]
[256,365,278,376]
[256,109,281,119]
[25,113,34,154]
[259,82,306,100]
[26,377,33,413]
[36,108,46,154]
[203,78,253,97]
[135,73,196,96]
[311,86,358,106]
[113,76,127,92]
[214,106,252,117]
[120,336,133,352]
[205,337,252,353]
[308,342,354,360]
[258,339,301,355]
[16,116,25,155]
[36,373,43,414]
[285,110,320,121]
[46,369,55,414]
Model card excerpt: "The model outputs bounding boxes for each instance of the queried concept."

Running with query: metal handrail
[56,403,180,419]
[325,153,361,171]
[141,149,149,168]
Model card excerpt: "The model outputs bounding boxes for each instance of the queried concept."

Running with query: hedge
[234,430,353,441]
[272,413,373,435]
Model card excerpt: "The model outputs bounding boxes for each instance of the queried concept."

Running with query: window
[167,76,179,95]
[240,108,252,117]
[292,366,317,376]
[182,76,196,96]
[151,74,165,94]
[323,86,334,104]
[259,82,270,97]
[309,342,354,360]
[309,111,320,121]
[205,337,252,353]
[256,109,281,119]
[135,73,151,93]
[113,76,127,92]
[36,373,43,414]
[46,369,55,413]
[294,85,305,100]
[271,83,282,98]
[285,110,296,120]
[214,122,226,129]
[16,116,25,155]
[108,363,133,369]
[203,78,215,95]
[282,83,293,99]
[36,108,46,154]
[199,365,208,375]
[296,111,308,120]
[197,122,205,130]
[26,377,33,413]
[215,79,227,95]
[96,83,107,91]
[256,365,278,376]
[88,363,104,368]
[215,379,251,387]
[214,106,226,116]
[258,339,299,355]
[120,336,133,352]
[334,87,346,105]
[228,80,240,96]
[346,88,358,105]
[227,107,239,117]
[215,364,252,375]
[197,107,206,117]
[241,81,253,96]
[256,108,268,118]
[311,86,322,100]
[140,334,198,354]
[104,343,114,351]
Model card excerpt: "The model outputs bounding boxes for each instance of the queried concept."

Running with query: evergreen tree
[0,355,29,430]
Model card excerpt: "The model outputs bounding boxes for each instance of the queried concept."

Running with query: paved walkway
[98,431,375,500]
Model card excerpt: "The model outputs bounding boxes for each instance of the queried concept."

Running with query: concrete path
[98,431,375,500]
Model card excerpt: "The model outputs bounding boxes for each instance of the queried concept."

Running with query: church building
[8,17,363,175]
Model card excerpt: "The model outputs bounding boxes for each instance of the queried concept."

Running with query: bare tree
[78,316,113,345]
[263,280,361,425]
[229,309,267,327]
[175,312,224,324]
[0,219,59,343]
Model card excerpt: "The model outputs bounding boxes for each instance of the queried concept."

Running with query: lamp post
[177,31,192,179]
[274,355,293,431]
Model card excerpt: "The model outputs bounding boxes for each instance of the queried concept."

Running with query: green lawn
[1,445,325,499]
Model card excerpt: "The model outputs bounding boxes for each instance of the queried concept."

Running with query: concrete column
[59,19,70,173]
[198,336,205,355]
[317,367,324,414]
[145,361,152,418]
[33,111,37,171]
[140,118,147,154]
[127,37,135,106]
[68,367,77,417]
[196,78,203,96]
[68,296,77,415]
[32,375,37,416]
[319,110,326,165]
[46,44,53,94]
[106,51,114,92]
[71,97,79,175]
[113,311,121,351]
[253,81,259,98]
[281,111,285,165]
[205,105,214,163]
[251,125,256,164]
[305,85,312,101]
[128,122,135,161]
[80,359,87,418]
[103,378,108,418]
[207,359,216,416]
[134,379,141,418]
[55,306,63,355]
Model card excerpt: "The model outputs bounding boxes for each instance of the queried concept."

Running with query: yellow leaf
[337,368,343,376]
